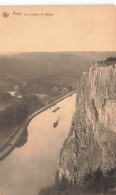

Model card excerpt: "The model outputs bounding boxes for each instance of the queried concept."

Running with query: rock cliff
[57,58,116,193]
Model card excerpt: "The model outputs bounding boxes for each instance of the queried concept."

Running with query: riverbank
[0,90,77,161]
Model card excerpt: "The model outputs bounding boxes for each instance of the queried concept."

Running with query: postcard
[0,5,116,195]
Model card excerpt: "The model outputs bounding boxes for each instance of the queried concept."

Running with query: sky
[0,6,116,52]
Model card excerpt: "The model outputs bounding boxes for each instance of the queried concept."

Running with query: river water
[0,94,76,195]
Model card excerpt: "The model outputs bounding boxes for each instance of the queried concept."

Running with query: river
[0,93,76,195]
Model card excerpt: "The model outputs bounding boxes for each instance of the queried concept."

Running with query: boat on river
[53,120,58,128]
[52,107,60,112]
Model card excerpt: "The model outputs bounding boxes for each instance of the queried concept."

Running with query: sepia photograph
[0,5,116,195]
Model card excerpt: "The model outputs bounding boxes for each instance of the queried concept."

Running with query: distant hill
[0,51,116,91]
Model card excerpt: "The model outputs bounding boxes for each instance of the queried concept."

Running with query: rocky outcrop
[57,58,116,193]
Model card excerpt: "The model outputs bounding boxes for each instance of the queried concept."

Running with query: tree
[12,103,28,124]
[62,87,68,95]
[0,91,11,102]
[52,87,59,96]
[68,86,73,91]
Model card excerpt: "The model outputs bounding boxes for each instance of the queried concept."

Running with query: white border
[0,0,116,6]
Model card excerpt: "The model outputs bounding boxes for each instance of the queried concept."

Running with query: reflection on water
[0,94,76,195]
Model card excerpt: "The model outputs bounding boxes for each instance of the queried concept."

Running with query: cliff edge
[56,58,116,194]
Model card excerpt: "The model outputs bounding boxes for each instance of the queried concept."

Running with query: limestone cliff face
[57,58,116,190]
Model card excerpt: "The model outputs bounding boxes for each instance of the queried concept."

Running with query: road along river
[0,93,76,195]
